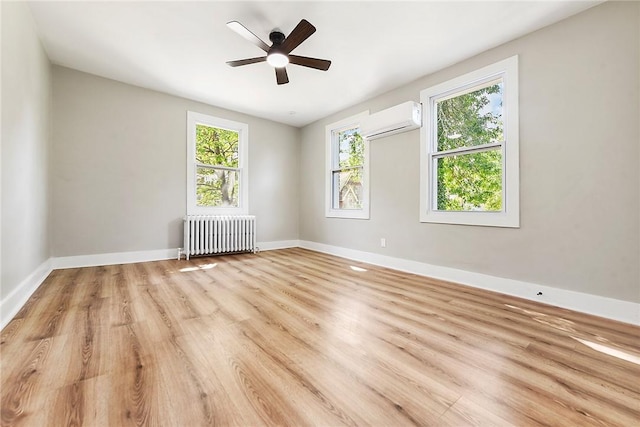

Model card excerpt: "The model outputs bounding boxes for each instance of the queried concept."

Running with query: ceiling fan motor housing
[269,31,286,46]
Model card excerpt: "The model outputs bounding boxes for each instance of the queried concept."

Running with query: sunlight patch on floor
[572,337,640,365]
[179,263,218,272]
[504,303,576,332]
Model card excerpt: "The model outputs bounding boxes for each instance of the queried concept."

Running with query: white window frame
[325,111,370,219]
[419,56,519,227]
[186,111,249,215]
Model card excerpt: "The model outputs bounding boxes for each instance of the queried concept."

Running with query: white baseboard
[298,240,640,326]
[52,242,302,269]
[1,259,53,330]
[53,248,179,269]
[256,240,301,252]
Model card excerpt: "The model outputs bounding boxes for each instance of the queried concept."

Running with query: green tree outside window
[195,124,240,207]
[435,82,503,211]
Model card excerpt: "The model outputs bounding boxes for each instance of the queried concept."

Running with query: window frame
[186,111,249,215]
[325,111,370,219]
[419,56,519,227]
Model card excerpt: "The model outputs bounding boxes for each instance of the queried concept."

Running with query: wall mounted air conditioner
[360,101,422,140]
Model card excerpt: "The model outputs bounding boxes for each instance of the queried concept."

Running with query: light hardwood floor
[1,248,639,426]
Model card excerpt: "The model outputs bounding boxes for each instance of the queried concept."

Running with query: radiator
[183,215,256,260]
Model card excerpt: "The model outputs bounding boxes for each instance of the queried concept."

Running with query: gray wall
[299,1,640,303]
[51,67,299,257]
[1,1,52,300]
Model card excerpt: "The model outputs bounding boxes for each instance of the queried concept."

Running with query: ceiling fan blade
[226,57,267,67]
[275,67,289,85]
[227,21,270,53]
[280,19,316,54]
[288,55,331,71]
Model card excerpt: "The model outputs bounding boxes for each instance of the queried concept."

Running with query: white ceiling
[27,1,600,127]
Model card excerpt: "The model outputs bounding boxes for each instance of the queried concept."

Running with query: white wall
[1,1,51,300]
[299,1,640,303]
[51,67,300,257]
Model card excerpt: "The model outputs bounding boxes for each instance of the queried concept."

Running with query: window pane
[436,81,503,152]
[436,149,502,211]
[332,168,363,210]
[196,167,239,207]
[337,128,364,169]
[196,124,239,167]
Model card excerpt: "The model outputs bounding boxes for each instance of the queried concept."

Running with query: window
[325,111,370,219]
[419,56,519,227]
[187,111,248,214]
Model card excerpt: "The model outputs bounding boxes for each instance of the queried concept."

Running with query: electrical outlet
[380,238,386,248]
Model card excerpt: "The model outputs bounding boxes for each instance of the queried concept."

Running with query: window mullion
[433,141,503,158]
[331,165,362,173]
[196,163,240,172]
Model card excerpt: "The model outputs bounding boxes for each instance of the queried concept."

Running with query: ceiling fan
[226,19,331,85]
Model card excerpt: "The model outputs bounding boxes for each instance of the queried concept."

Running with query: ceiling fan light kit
[226,19,331,85]
[266,52,289,68]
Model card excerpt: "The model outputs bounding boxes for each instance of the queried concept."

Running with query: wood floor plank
[1,334,75,426]
[107,321,160,426]
[526,340,640,393]
[178,316,267,426]
[438,396,516,427]
[1,248,639,426]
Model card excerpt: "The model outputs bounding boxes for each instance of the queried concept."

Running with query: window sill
[326,209,370,220]
[189,207,249,216]
[420,210,519,228]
